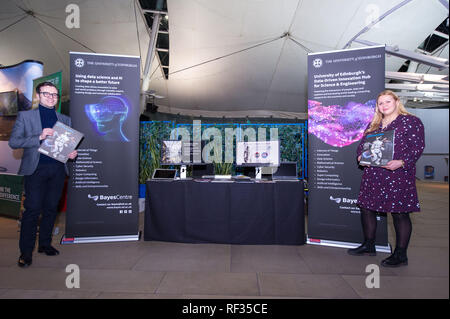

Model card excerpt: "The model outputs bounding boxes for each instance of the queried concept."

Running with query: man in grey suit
[9,82,78,268]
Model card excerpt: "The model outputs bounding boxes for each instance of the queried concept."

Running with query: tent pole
[140,0,164,113]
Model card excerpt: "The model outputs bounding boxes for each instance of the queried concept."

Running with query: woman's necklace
[382,115,397,129]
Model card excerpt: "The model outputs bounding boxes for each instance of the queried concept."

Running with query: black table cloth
[144,180,305,245]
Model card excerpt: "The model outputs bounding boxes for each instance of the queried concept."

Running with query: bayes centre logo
[87,194,98,201]
[313,58,323,68]
[74,58,85,68]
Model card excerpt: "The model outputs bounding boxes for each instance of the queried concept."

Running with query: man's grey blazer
[9,108,72,176]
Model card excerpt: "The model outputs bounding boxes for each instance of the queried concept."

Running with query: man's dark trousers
[20,162,66,255]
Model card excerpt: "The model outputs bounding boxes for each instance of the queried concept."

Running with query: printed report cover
[38,121,83,163]
[360,130,394,167]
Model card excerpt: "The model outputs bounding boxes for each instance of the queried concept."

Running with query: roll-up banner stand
[307,45,390,253]
[62,52,141,244]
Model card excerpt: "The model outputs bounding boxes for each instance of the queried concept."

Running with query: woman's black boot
[381,247,408,267]
[347,239,376,256]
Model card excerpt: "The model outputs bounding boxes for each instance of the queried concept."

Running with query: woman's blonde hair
[365,90,413,134]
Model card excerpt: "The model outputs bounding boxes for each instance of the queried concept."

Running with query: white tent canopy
[1,0,448,118]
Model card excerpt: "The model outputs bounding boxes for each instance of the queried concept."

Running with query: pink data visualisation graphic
[308,99,376,147]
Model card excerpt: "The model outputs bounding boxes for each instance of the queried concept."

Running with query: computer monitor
[182,140,204,164]
[272,162,298,179]
[236,140,280,167]
[192,163,214,178]
[161,140,207,165]
[160,140,183,165]
[234,165,255,178]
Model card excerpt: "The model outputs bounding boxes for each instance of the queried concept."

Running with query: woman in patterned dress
[348,90,425,267]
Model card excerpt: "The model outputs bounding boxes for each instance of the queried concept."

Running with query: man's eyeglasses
[39,92,59,99]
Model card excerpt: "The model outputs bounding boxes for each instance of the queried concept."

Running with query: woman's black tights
[360,208,412,249]
[391,212,412,249]
[360,208,378,242]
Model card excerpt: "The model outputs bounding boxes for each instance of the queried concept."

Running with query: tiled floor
[0,181,448,299]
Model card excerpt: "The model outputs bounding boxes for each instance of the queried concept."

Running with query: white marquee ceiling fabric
[0,0,448,118]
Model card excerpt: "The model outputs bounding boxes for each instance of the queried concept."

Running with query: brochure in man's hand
[38,121,83,163]
[359,130,395,167]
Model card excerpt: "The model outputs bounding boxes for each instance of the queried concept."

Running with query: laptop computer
[272,162,298,181]
[151,168,177,180]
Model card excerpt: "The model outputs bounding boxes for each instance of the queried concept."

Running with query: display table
[144,179,305,245]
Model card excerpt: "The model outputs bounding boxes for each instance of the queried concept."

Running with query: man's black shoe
[18,254,32,268]
[38,246,60,256]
